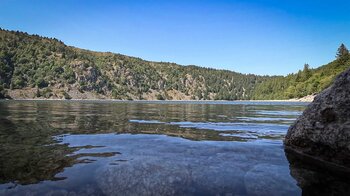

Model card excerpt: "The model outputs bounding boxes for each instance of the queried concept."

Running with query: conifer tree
[302,63,311,80]
[336,43,349,59]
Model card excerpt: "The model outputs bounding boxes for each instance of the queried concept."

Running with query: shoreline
[0,98,313,103]
[2,88,315,103]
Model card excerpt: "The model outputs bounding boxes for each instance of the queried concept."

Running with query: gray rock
[285,67,350,170]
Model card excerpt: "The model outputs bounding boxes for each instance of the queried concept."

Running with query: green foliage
[0,84,6,98]
[253,57,350,99]
[41,88,53,98]
[0,28,271,100]
[336,43,349,59]
[36,78,49,88]
[36,88,41,97]
[62,91,72,100]
[0,28,349,100]
[156,93,164,100]
[11,76,25,89]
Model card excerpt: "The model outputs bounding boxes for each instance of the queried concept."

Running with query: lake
[0,100,349,195]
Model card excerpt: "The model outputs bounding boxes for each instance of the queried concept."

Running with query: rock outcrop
[285,67,350,171]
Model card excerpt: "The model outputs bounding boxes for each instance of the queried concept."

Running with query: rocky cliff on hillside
[285,67,350,171]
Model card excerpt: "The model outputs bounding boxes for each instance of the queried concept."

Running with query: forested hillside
[252,49,350,99]
[0,28,268,100]
[0,28,349,100]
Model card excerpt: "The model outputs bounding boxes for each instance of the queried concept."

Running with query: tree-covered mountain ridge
[0,28,349,100]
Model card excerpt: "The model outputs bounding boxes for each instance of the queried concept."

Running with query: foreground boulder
[285,68,350,171]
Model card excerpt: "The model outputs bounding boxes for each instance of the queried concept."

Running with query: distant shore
[2,87,315,103]
[1,96,314,103]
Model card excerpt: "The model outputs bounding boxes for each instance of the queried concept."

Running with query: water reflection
[0,114,118,185]
[17,133,300,195]
[285,149,350,195]
[0,100,305,142]
[0,100,347,195]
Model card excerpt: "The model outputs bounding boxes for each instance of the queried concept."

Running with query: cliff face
[285,67,350,170]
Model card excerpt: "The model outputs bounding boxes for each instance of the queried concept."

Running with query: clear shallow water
[0,100,349,195]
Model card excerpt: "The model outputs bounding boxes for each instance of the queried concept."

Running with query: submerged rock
[285,67,350,171]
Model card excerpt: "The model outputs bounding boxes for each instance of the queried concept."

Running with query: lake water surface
[0,101,349,195]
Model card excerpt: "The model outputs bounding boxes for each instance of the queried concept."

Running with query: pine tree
[336,43,349,59]
[302,63,311,81]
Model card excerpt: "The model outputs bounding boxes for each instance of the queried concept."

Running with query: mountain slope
[0,28,268,100]
[252,56,350,100]
[0,28,349,100]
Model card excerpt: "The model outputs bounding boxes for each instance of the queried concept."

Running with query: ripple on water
[130,119,290,141]
[236,116,297,122]
[254,110,303,116]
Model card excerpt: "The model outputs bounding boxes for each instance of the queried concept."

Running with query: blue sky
[0,0,349,75]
